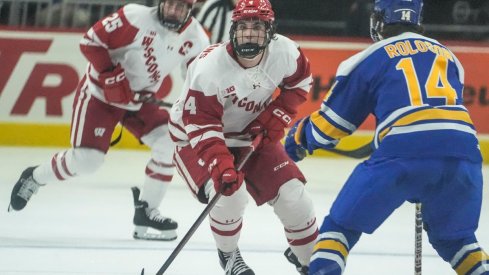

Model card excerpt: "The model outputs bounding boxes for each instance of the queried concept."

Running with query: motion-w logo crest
[94,127,106,137]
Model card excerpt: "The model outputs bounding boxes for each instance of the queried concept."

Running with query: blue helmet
[370,0,423,41]
[374,0,423,25]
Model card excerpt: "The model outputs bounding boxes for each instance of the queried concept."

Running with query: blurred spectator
[37,1,92,28]
[452,0,471,24]
[0,0,487,40]
[480,1,489,23]
[196,0,237,43]
[424,0,488,25]
[345,0,372,37]
[0,2,7,25]
[270,0,339,22]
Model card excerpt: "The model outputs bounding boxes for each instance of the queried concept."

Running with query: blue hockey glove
[285,117,312,162]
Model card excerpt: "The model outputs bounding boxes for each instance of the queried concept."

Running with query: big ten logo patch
[142,31,161,83]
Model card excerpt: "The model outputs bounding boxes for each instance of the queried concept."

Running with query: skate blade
[133,226,177,241]
[7,204,15,212]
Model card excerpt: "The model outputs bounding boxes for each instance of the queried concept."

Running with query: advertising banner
[0,30,487,161]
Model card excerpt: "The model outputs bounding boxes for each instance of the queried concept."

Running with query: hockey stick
[109,97,172,148]
[143,133,264,275]
[321,140,374,159]
[414,202,423,275]
[140,96,173,108]
[134,93,173,108]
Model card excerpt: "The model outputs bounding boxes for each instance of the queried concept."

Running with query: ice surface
[1,147,488,274]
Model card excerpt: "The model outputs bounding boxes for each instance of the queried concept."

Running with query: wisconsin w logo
[94,127,106,137]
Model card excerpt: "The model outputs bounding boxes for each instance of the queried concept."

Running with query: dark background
[1,0,488,40]
[269,0,489,40]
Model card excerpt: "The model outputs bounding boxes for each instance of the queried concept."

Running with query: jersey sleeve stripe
[168,121,188,142]
[283,76,313,93]
[320,104,357,132]
[80,29,109,49]
[189,130,224,148]
[386,123,476,139]
[282,47,312,88]
[185,123,223,133]
[311,124,338,147]
[378,108,475,141]
[310,111,351,140]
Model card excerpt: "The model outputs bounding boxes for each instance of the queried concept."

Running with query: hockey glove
[208,154,244,196]
[98,64,132,104]
[284,117,315,162]
[246,103,294,145]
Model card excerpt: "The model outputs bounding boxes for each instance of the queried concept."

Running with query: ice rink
[1,146,488,275]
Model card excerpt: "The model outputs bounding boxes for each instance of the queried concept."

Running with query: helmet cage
[230,18,275,59]
[370,11,385,42]
[158,0,193,32]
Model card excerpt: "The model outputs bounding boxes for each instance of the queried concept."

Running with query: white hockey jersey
[80,4,210,110]
[169,34,312,149]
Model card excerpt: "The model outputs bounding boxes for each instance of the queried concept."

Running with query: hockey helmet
[158,0,195,31]
[232,0,275,22]
[370,0,423,42]
[230,0,276,59]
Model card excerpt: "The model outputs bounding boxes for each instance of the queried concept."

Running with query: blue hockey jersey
[306,32,481,162]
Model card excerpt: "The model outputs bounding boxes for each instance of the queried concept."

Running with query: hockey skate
[218,248,255,275]
[284,247,309,275]
[9,166,44,211]
[131,187,178,241]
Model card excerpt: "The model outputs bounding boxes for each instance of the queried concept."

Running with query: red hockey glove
[246,104,294,145]
[208,154,244,196]
[98,64,132,104]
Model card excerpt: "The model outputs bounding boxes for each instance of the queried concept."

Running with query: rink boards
[0,29,488,162]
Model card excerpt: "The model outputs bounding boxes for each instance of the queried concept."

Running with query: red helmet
[232,0,275,23]
[229,0,276,59]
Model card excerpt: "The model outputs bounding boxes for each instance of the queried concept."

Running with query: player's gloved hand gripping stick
[141,133,264,275]
[98,64,132,104]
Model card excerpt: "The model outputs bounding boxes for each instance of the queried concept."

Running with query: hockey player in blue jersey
[285,0,489,274]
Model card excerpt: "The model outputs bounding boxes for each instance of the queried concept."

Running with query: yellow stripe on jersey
[379,108,473,140]
[294,119,306,145]
[323,80,338,102]
[313,239,349,259]
[455,250,489,275]
[310,111,350,140]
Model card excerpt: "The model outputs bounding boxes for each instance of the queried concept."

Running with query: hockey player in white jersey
[169,0,318,273]
[9,0,210,241]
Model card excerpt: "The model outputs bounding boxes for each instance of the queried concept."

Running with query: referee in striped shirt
[197,0,238,43]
